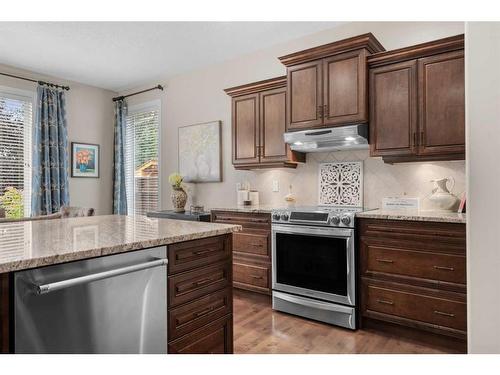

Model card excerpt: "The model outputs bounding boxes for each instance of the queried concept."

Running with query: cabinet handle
[434,310,455,318]
[317,105,323,118]
[194,278,212,287]
[250,275,264,279]
[323,104,328,117]
[413,132,417,146]
[194,306,215,318]
[194,248,215,255]
[376,258,394,264]
[376,299,394,305]
[420,131,424,145]
[434,265,455,271]
[250,243,264,248]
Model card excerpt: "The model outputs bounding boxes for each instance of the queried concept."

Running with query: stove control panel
[271,209,355,228]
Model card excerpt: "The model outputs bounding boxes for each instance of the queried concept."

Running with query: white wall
[466,22,500,354]
[123,21,465,210]
[0,64,116,215]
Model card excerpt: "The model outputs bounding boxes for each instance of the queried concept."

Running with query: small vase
[171,187,187,212]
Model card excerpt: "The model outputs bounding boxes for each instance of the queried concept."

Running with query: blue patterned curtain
[31,86,70,216]
[113,100,128,214]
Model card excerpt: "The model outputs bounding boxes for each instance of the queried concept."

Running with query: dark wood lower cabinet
[0,273,10,354]
[167,234,233,354]
[168,314,233,354]
[211,211,272,295]
[358,218,467,353]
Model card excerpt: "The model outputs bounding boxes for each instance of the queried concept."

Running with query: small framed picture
[71,142,99,178]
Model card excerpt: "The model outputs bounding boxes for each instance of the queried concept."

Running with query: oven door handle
[271,224,353,238]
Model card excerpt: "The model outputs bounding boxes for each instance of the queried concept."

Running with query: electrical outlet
[272,180,279,192]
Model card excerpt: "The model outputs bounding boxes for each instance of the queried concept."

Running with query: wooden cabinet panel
[168,235,231,274]
[369,60,417,156]
[323,50,368,125]
[361,240,466,285]
[211,211,270,230]
[287,61,323,130]
[418,50,465,155]
[168,288,232,341]
[363,280,466,332]
[167,234,233,354]
[233,261,270,293]
[358,217,467,348]
[0,273,9,353]
[225,77,304,169]
[233,231,269,258]
[260,87,288,162]
[168,314,233,354]
[232,93,259,165]
[168,260,231,308]
[368,34,464,163]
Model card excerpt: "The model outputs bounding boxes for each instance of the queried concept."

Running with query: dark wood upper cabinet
[287,61,323,130]
[232,93,260,166]
[323,49,368,126]
[279,33,385,131]
[418,50,465,156]
[368,34,465,163]
[225,77,305,170]
[370,59,418,157]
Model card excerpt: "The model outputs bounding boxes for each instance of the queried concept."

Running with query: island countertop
[0,215,241,273]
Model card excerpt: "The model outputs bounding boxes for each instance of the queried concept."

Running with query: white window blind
[125,102,160,216]
[0,90,33,218]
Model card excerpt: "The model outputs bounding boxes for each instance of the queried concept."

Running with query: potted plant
[169,173,187,212]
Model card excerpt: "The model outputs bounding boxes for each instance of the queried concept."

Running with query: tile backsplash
[227,150,466,209]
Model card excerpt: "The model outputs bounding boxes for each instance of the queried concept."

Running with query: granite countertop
[356,209,466,224]
[0,215,241,273]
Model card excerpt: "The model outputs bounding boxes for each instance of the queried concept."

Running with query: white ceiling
[0,22,340,92]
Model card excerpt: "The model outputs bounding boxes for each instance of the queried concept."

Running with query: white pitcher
[428,177,459,211]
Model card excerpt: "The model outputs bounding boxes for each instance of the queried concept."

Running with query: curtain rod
[112,84,163,102]
[0,71,70,91]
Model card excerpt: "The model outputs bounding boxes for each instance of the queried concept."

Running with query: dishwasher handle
[35,258,168,295]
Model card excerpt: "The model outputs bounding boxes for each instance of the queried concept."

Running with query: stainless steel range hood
[284,124,369,153]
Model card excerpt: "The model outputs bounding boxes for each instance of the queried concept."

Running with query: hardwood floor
[233,289,456,354]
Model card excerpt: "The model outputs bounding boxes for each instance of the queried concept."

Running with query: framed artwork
[71,142,100,178]
[178,121,222,182]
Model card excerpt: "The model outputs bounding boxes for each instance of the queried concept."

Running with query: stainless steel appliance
[283,124,369,153]
[14,246,168,353]
[271,207,360,329]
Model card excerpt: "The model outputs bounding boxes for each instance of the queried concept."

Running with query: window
[0,87,33,219]
[125,101,160,216]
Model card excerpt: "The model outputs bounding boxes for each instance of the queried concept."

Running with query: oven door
[272,223,355,306]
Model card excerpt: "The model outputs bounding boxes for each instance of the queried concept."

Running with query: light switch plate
[272,180,279,192]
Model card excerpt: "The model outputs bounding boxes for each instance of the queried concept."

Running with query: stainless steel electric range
[271,206,362,330]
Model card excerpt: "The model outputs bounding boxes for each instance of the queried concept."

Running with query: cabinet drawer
[359,219,466,251]
[168,235,231,275]
[233,261,270,291]
[364,281,466,331]
[211,211,270,230]
[233,231,269,257]
[362,242,466,285]
[168,314,233,354]
[168,261,231,307]
[168,288,232,341]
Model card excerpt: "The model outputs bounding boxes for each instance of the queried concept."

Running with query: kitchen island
[0,215,241,354]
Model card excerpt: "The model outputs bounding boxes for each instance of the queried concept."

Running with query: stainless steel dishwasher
[14,246,168,354]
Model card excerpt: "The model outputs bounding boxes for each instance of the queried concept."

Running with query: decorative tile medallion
[318,161,363,207]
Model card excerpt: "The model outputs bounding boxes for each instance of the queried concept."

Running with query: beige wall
[124,21,465,210]
[0,64,116,215]
[466,22,500,354]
